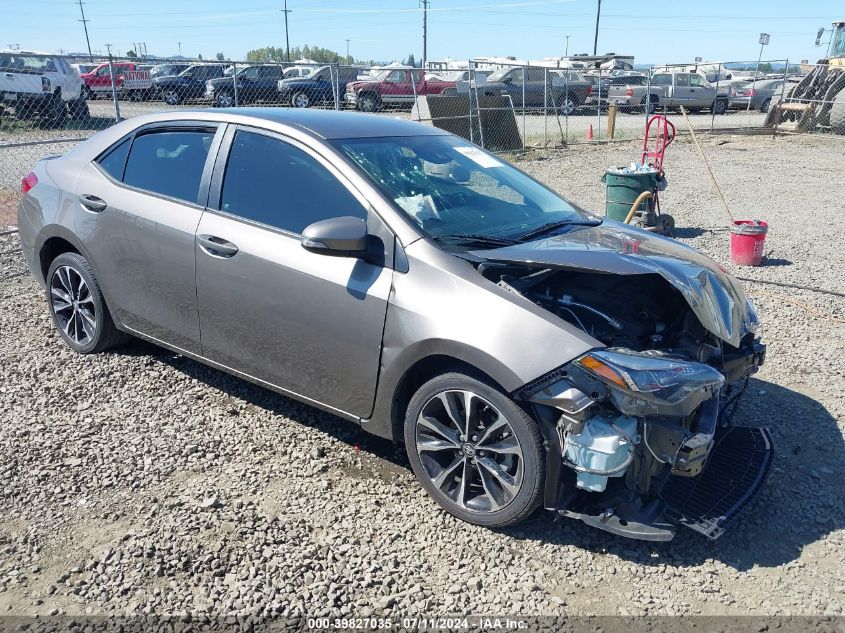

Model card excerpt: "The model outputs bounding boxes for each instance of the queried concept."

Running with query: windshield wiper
[516,218,601,242]
[432,234,517,248]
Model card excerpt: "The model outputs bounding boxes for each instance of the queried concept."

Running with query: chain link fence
[2,52,844,207]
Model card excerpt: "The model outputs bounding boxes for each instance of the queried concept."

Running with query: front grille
[659,425,774,539]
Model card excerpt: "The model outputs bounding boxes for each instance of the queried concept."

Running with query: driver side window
[220,130,366,234]
[385,70,407,83]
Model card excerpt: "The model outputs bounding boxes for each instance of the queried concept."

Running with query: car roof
[128,108,450,140]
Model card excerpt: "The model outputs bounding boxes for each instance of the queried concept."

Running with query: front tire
[162,89,181,106]
[404,372,545,528]
[46,253,127,354]
[291,91,311,108]
[357,92,380,112]
[214,91,235,108]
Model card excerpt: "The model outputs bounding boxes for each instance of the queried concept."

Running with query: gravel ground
[0,133,843,619]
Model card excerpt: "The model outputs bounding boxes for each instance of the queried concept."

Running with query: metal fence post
[710,63,721,133]
[521,65,526,150]
[467,60,474,144]
[106,53,121,122]
[772,58,789,138]
[543,68,548,147]
[232,61,239,107]
[411,68,419,121]
[595,67,602,141]
[644,69,652,137]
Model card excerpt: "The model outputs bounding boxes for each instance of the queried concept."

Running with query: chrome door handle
[79,194,107,212]
[198,234,239,258]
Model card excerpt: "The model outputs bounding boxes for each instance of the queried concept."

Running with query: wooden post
[607,103,617,140]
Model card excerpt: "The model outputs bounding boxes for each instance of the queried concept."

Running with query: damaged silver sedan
[17,109,771,540]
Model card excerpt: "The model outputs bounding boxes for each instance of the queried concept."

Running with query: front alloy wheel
[215,92,234,107]
[163,90,181,106]
[292,92,311,108]
[405,373,544,527]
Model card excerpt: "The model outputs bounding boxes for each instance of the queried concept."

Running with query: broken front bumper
[556,424,774,541]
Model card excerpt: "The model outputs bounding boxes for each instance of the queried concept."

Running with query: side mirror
[301,216,368,256]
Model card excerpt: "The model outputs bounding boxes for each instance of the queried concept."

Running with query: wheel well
[40,237,78,281]
[389,354,502,444]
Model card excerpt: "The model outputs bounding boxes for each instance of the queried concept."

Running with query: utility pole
[748,33,770,112]
[592,0,601,55]
[178,41,182,57]
[421,0,429,68]
[281,1,291,62]
[345,39,351,63]
[565,34,570,57]
[142,42,147,57]
[77,0,93,61]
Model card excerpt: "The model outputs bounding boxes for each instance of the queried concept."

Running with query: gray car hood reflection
[471,220,756,348]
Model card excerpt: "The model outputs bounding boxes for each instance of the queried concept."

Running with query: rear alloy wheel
[163,89,181,106]
[47,253,127,354]
[291,91,311,108]
[405,372,544,527]
[215,92,234,108]
[713,98,728,115]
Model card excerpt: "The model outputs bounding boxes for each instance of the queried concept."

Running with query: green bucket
[602,169,659,222]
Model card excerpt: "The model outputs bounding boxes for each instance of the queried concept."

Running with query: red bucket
[730,220,768,266]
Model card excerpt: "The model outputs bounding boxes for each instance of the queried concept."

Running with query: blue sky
[6,0,842,64]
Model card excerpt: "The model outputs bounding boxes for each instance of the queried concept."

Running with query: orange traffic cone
[587,124,594,140]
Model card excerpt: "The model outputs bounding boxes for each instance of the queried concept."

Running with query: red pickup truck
[80,62,152,100]
[345,68,455,112]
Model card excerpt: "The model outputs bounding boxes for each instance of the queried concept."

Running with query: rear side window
[96,137,131,180]
[220,130,366,234]
[123,129,214,204]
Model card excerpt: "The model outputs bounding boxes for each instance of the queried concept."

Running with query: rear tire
[46,253,128,354]
[758,97,771,113]
[162,89,181,106]
[556,93,577,116]
[404,372,545,528]
[214,91,235,108]
[830,90,845,135]
[712,98,728,115]
[69,98,89,121]
[40,94,67,129]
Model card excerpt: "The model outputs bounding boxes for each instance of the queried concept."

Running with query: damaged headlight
[571,348,725,416]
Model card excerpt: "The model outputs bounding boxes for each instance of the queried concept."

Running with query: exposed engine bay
[479,263,772,540]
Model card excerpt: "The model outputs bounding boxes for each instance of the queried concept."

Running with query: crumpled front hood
[471,220,757,348]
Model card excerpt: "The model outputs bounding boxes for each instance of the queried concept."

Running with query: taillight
[21,171,38,195]
[626,87,633,96]
[587,84,593,95]
[746,89,756,97]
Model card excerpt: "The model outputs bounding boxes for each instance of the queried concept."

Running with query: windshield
[334,135,590,243]
[487,68,512,82]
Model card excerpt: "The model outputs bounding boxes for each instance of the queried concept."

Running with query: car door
[524,68,547,107]
[673,73,693,105]
[73,122,223,354]
[688,73,714,107]
[381,69,412,106]
[257,65,284,101]
[195,126,393,417]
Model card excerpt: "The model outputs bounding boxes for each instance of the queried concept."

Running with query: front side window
[385,70,407,83]
[335,135,590,244]
[220,130,366,234]
[122,129,214,204]
[239,66,261,79]
[689,74,708,87]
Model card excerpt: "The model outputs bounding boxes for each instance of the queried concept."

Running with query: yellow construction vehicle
[765,21,845,133]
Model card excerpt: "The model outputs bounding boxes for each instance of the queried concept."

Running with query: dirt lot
[0,134,843,619]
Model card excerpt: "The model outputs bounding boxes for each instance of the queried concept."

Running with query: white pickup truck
[608,72,730,115]
[0,50,87,127]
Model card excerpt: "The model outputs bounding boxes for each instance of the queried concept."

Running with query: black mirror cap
[301,216,368,256]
